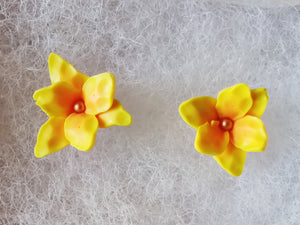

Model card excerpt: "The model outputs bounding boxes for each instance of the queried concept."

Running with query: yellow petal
[97,99,132,128]
[247,88,269,118]
[64,113,98,151]
[82,73,115,115]
[49,53,89,90]
[232,115,268,152]
[33,82,81,117]
[194,122,229,155]
[216,83,253,120]
[35,117,69,158]
[214,143,246,177]
[179,97,218,129]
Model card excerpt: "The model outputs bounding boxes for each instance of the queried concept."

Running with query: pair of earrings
[34,53,268,177]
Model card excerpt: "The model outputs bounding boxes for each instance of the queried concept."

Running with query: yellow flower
[179,84,268,176]
[33,53,132,158]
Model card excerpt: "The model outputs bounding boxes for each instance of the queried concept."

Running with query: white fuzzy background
[0,0,300,224]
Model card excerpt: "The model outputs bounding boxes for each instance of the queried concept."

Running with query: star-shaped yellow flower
[33,53,132,158]
[179,84,268,176]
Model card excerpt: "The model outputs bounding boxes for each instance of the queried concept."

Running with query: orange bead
[220,118,233,131]
[73,100,85,113]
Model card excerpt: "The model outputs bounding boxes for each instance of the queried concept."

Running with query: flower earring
[179,84,268,176]
[33,53,132,158]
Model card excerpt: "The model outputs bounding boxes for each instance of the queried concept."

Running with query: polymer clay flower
[33,53,132,158]
[179,84,268,176]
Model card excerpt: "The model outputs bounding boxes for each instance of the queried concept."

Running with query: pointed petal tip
[48,53,62,64]
[34,147,48,158]
[247,87,269,118]
[33,90,39,101]
[214,144,246,177]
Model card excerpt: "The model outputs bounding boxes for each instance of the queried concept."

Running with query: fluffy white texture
[0,0,300,224]
[227,0,300,7]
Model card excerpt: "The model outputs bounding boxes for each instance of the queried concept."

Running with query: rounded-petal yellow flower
[33,53,132,158]
[179,83,268,176]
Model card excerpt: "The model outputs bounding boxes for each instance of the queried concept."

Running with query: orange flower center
[220,118,233,131]
[211,118,233,131]
[73,100,85,113]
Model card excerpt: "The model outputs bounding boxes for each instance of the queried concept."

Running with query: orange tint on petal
[33,82,81,117]
[64,113,99,151]
[83,73,115,115]
[194,122,229,155]
[179,96,218,129]
[48,53,89,90]
[232,115,268,152]
[35,117,69,158]
[97,100,132,128]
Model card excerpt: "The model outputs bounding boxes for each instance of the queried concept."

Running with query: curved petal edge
[97,99,132,128]
[35,117,69,158]
[179,96,218,129]
[64,113,99,151]
[33,82,81,117]
[48,53,89,90]
[247,88,269,118]
[214,143,246,177]
[216,83,253,120]
[232,115,268,152]
[194,122,229,155]
[83,73,115,115]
